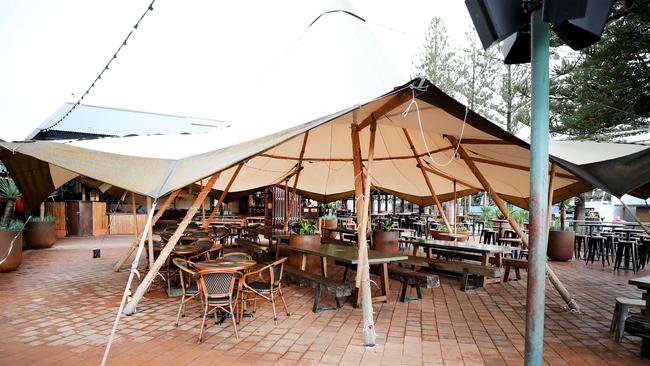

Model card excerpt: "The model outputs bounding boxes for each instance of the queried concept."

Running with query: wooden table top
[173,245,203,256]
[286,244,407,264]
[401,238,511,254]
[614,228,645,233]
[629,276,650,289]
[194,258,256,272]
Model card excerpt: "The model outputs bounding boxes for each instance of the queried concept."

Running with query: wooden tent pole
[146,197,154,269]
[113,190,180,271]
[453,180,457,233]
[447,136,579,311]
[547,164,556,226]
[200,179,206,222]
[352,118,378,346]
[131,192,139,238]
[284,132,309,231]
[402,129,453,233]
[202,165,243,229]
[125,172,220,315]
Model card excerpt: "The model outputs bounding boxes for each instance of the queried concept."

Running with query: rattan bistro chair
[238,257,290,325]
[172,258,200,326]
[196,267,241,342]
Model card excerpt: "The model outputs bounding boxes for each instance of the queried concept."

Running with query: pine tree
[413,17,461,98]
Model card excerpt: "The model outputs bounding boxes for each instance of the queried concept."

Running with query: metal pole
[525,8,550,366]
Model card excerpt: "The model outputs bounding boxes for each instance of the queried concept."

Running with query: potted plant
[0,219,24,272]
[430,224,451,240]
[26,215,56,249]
[288,220,321,273]
[454,225,470,242]
[372,219,399,253]
[320,214,338,239]
[0,178,23,271]
[547,218,575,261]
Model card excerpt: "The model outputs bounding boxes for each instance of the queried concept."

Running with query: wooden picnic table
[286,243,407,306]
[629,276,650,357]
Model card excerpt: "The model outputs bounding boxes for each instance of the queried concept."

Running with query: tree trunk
[1,200,15,227]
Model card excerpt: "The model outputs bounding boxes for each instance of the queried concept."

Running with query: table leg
[481,254,490,287]
[379,263,389,302]
[300,253,307,271]
[321,257,328,278]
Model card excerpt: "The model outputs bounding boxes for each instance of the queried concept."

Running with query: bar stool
[614,240,638,273]
[480,229,497,244]
[610,297,645,342]
[636,239,650,270]
[474,221,485,236]
[586,236,606,266]
[574,234,587,259]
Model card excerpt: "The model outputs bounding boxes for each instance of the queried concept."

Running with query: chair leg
[270,293,278,325]
[229,303,239,340]
[175,295,185,326]
[610,302,619,333]
[278,287,290,316]
[614,304,629,342]
[198,305,208,343]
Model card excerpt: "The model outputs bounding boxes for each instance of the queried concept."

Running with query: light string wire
[402,85,469,167]
[39,0,158,133]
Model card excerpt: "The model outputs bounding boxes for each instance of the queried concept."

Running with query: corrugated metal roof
[27,103,226,139]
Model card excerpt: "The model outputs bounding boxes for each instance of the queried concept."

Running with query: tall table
[629,276,650,358]
[286,243,407,306]
[614,228,645,241]
[323,226,358,241]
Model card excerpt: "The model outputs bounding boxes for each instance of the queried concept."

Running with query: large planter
[26,221,56,249]
[547,230,575,261]
[372,230,400,253]
[430,229,449,241]
[0,230,23,272]
[320,219,338,239]
[289,234,321,274]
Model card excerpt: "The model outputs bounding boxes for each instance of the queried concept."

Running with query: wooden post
[146,196,154,269]
[202,165,243,229]
[447,136,579,311]
[351,118,377,346]
[124,172,220,315]
[453,180,457,233]
[402,129,453,233]
[547,163,556,226]
[200,179,206,223]
[284,132,309,231]
[131,192,139,238]
[113,190,180,271]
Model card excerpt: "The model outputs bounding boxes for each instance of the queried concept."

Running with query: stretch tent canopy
[549,141,650,199]
[1,78,591,210]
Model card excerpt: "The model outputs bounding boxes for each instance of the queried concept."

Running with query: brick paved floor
[1,235,650,365]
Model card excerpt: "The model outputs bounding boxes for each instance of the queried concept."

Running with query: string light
[40,0,158,133]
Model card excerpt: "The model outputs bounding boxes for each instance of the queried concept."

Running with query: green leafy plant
[550,218,574,232]
[292,220,316,235]
[0,219,25,231]
[0,178,21,227]
[434,224,449,232]
[479,206,496,222]
[511,210,528,225]
[379,219,394,232]
[31,215,55,223]
[456,225,469,233]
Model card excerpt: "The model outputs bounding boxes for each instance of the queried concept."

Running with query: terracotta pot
[547,230,575,261]
[288,234,321,274]
[372,230,400,253]
[455,233,470,242]
[0,230,23,272]
[430,229,449,241]
[320,219,338,239]
[26,221,56,249]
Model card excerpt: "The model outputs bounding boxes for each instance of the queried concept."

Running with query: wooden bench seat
[502,257,528,282]
[388,265,440,302]
[284,265,353,313]
[400,255,505,291]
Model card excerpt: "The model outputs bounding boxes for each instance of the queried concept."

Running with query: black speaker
[503,26,531,64]
[465,0,527,49]
[553,0,614,50]
[543,0,588,22]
